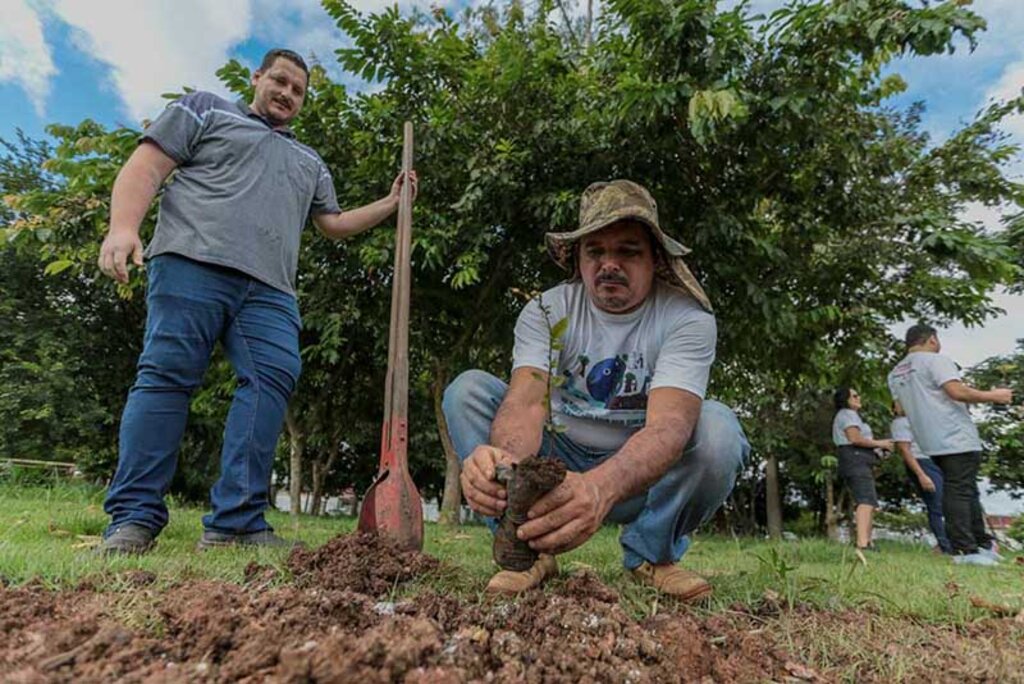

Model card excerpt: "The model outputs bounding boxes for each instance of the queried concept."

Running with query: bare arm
[587,387,700,505]
[844,426,893,451]
[312,170,417,240]
[896,442,924,477]
[518,387,702,554]
[942,380,1013,405]
[896,442,935,491]
[490,367,550,461]
[98,142,178,282]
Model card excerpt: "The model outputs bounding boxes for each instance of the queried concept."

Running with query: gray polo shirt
[142,91,340,295]
[887,351,981,456]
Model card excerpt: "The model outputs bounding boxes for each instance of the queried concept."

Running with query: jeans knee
[443,369,496,419]
[689,400,748,478]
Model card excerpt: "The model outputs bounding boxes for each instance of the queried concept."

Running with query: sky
[0,0,1021,512]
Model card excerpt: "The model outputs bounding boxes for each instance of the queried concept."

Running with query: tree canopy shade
[2,0,1022,527]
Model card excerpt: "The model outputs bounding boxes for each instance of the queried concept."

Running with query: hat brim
[544,216,711,312]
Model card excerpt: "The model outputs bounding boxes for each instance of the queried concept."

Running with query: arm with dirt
[516,386,702,555]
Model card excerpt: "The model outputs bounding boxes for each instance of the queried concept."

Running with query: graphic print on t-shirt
[559,350,653,419]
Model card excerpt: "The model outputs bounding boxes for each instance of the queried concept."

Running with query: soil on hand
[2,533,1023,683]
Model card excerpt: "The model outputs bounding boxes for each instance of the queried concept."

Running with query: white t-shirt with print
[887,351,981,456]
[890,416,926,460]
[512,281,716,452]
[832,409,873,447]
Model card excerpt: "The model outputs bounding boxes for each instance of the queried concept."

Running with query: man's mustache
[596,273,629,286]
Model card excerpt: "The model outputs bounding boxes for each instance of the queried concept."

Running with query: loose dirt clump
[287,531,440,596]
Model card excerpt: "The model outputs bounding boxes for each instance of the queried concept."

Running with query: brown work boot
[486,554,558,594]
[630,561,712,602]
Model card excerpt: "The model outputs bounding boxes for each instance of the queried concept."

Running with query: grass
[1,481,1021,627]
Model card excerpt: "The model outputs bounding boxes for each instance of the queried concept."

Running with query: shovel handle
[381,123,414,464]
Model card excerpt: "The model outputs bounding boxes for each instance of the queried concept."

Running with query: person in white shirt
[832,387,894,551]
[888,324,1013,566]
[890,404,952,554]
[443,180,749,599]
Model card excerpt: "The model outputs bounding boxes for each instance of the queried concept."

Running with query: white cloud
[0,0,57,115]
[985,59,1024,168]
[46,0,254,123]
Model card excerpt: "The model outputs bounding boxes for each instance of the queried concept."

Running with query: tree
[969,341,1024,495]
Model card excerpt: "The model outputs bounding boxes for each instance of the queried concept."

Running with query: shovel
[357,122,424,552]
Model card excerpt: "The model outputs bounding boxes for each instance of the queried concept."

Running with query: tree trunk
[285,407,304,519]
[309,461,321,515]
[435,366,462,526]
[825,476,839,541]
[765,452,783,540]
[585,0,593,47]
[311,436,341,517]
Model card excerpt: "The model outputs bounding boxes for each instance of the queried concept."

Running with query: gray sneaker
[196,529,301,551]
[98,523,157,556]
[952,552,998,567]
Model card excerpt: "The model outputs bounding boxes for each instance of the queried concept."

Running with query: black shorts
[837,446,878,507]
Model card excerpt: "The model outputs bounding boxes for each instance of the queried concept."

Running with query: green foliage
[1007,516,1024,546]
[2,0,1022,517]
[968,341,1024,493]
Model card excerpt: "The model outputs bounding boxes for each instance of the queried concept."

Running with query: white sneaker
[979,546,1004,563]
[952,552,998,567]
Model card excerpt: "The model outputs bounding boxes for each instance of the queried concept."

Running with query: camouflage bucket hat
[545,180,712,312]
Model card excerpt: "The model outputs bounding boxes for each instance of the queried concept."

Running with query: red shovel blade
[357,419,424,551]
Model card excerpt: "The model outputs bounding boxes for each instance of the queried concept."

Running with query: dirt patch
[287,531,440,596]
[2,533,1023,682]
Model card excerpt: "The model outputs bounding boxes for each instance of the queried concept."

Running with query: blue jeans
[104,254,302,536]
[442,370,750,569]
[907,457,952,554]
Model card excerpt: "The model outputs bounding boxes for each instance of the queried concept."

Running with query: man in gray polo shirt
[887,323,1012,566]
[96,48,417,554]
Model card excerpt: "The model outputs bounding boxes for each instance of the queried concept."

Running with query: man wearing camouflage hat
[443,180,750,598]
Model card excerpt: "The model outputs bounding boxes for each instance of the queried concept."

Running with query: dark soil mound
[287,531,440,596]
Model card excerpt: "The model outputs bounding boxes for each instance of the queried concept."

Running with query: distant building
[986,514,1016,531]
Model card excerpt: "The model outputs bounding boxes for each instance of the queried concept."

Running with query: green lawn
[1,482,1021,625]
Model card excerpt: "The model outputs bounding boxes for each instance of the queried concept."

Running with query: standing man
[443,180,750,599]
[888,324,1012,566]
[97,49,417,554]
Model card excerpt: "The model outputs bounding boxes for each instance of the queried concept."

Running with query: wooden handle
[382,122,414,447]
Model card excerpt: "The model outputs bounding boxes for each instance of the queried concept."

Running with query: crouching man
[442,180,750,600]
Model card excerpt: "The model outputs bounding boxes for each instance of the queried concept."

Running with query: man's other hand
[517,471,610,555]
[98,230,144,284]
